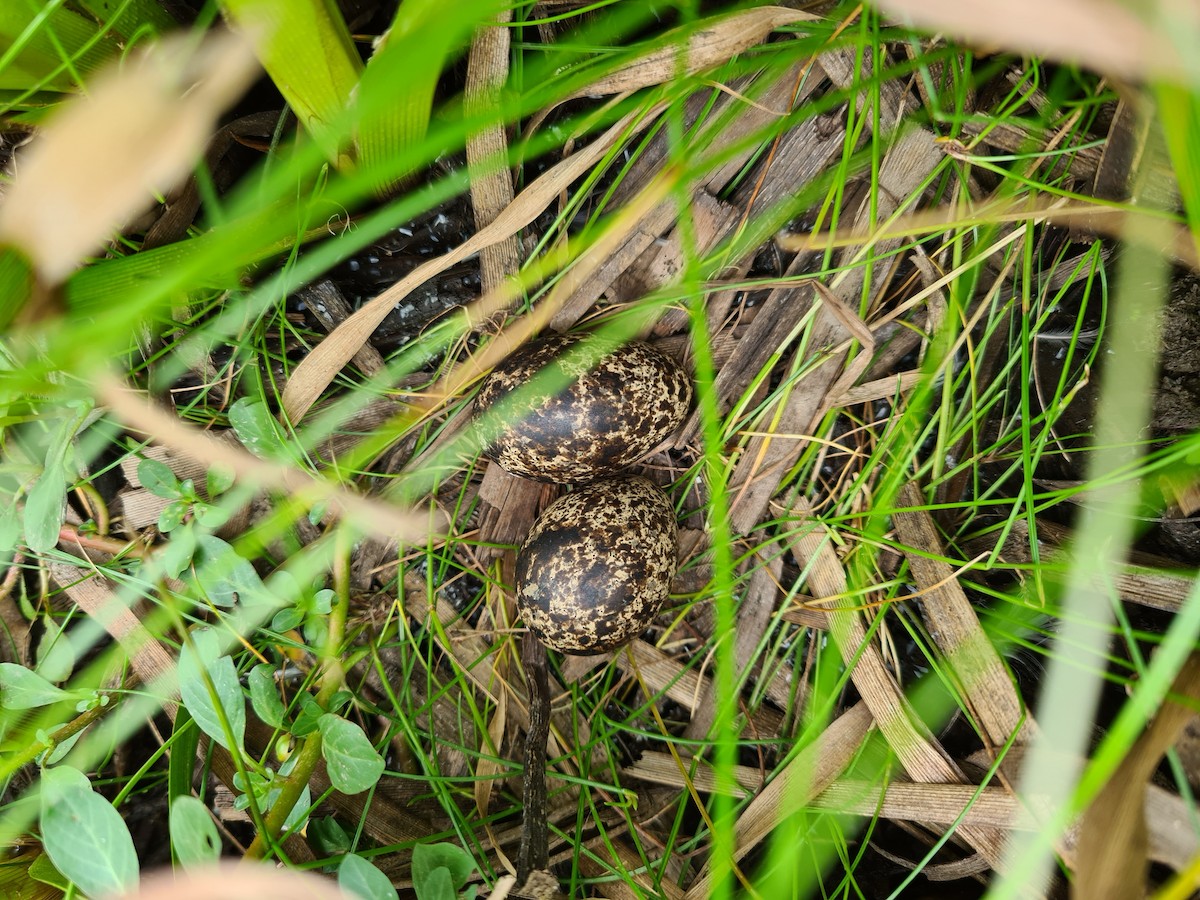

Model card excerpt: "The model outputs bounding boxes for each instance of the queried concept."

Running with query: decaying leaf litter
[4,2,1200,898]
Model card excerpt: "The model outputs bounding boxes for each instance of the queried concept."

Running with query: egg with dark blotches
[516,476,677,655]
[473,333,692,484]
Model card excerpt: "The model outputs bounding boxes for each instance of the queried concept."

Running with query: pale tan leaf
[98,374,445,544]
[872,0,1182,81]
[110,862,351,900]
[574,7,817,99]
[893,482,1032,751]
[0,32,259,283]
[280,104,665,422]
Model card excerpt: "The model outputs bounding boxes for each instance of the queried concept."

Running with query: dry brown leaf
[1074,655,1200,899]
[893,482,1032,751]
[0,32,259,283]
[573,7,817,99]
[99,374,444,544]
[280,105,666,422]
[787,496,1019,880]
[872,0,1181,81]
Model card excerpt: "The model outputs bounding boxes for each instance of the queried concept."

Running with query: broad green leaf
[23,463,66,552]
[178,630,245,753]
[270,606,304,633]
[137,456,180,499]
[160,520,199,578]
[317,713,384,794]
[37,721,87,765]
[169,795,221,868]
[413,866,454,900]
[0,493,17,552]
[355,0,499,193]
[27,850,69,891]
[217,0,361,165]
[412,842,475,894]
[0,5,122,93]
[35,615,76,683]
[191,534,272,608]
[228,396,281,458]
[206,462,236,497]
[339,853,399,900]
[308,816,352,857]
[248,663,285,728]
[291,694,326,737]
[39,766,138,896]
[158,498,189,533]
[0,662,71,709]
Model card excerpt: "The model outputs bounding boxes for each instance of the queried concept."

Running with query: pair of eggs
[474,333,691,654]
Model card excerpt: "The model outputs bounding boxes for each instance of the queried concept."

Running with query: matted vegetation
[2,1,1200,898]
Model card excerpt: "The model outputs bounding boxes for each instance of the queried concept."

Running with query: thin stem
[517,630,550,884]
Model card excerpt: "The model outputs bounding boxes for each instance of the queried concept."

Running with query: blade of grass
[218,0,362,166]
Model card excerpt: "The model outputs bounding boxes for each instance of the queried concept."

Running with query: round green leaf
[39,766,138,896]
[137,456,180,499]
[317,714,384,794]
[178,631,245,753]
[169,795,221,868]
[248,663,285,728]
[339,853,399,900]
[0,662,71,709]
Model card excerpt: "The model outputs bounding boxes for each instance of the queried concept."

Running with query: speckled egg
[516,476,677,655]
[473,333,692,483]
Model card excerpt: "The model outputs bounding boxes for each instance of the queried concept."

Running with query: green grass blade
[218,0,363,165]
[354,0,502,194]
[0,2,122,93]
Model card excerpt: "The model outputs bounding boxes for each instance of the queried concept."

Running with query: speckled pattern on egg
[473,333,692,483]
[516,476,677,655]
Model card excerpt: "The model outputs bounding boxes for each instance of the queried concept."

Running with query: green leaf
[169,795,221,868]
[0,662,71,709]
[28,850,69,891]
[39,766,139,896]
[206,462,236,497]
[160,520,199,578]
[291,694,325,737]
[191,534,273,608]
[23,463,66,553]
[192,501,231,528]
[228,396,283,459]
[0,493,18,553]
[270,606,304,633]
[168,709,200,804]
[412,842,476,894]
[339,853,399,900]
[216,0,362,164]
[35,615,76,683]
[0,244,34,331]
[158,498,190,533]
[308,816,352,857]
[178,630,246,753]
[138,456,181,499]
[317,713,384,794]
[36,720,88,765]
[248,663,285,728]
[413,866,454,900]
[268,755,311,834]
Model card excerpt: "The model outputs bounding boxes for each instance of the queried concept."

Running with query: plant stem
[516,630,550,884]
[244,529,352,859]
